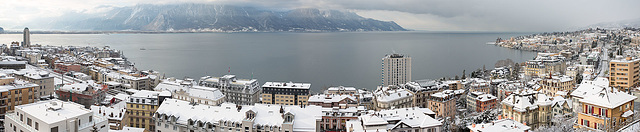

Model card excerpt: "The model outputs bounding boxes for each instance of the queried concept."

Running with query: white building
[467,119,530,132]
[154,78,225,106]
[373,85,414,110]
[154,99,322,132]
[346,107,441,132]
[5,99,108,132]
[199,75,261,105]
[382,53,411,86]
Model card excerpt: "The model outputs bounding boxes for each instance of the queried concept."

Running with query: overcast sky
[1,0,639,32]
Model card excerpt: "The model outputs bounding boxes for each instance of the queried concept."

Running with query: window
[35,122,39,130]
[51,126,58,132]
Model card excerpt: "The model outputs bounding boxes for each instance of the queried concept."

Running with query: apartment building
[466,92,498,112]
[199,75,261,105]
[525,53,567,77]
[122,90,171,132]
[373,85,414,111]
[13,69,54,99]
[382,53,412,86]
[4,99,108,132]
[609,57,640,92]
[427,90,462,120]
[537,75,575,97]
[308,94,358,108]
[154,99,322,132]
[261,82,311,106]
[56,81,107,108]
[345,107,441,132]
[154,78,225,106]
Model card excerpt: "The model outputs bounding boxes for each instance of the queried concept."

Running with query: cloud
[1,0,640,31]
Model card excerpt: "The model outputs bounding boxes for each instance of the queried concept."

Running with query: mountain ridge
[40,4,407,32]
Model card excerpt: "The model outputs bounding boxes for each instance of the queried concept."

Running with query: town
[1,27,640,132]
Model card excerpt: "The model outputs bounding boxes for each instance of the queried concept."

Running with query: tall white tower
[23,27,30,47]
[382,53,411,86]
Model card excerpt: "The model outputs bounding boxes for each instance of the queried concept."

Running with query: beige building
[501,89,553,128]
[261,82,311,106]
[154,78,225,106]
[373,85,414,111]
[427,90,462,120]
[525,53,566,77]
[122,90,171,132]
[14,69,54,99]
[537,75,575,97]
[382,53,411,86]
[609,57,640,92]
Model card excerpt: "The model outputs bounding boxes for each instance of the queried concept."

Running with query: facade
[382,53,411,86]
[0,76,38,123]
[467,92,498,112]
[154,78,225,106]
[14,69,55,99]
[261,82,311,106]
[537,75,575,97]
[56,82,107,108]
[320,107,365,131]
[550,96,572,117]
[308,94,358,108]
[91,101,126,130]
[373,85,414,111]
[403,81,448,108]
[525,53,566,77]
[101,71,153,91]
[199,75,260,105]
[4,99,108,132]
[427,90,461,120]
[122,90,171,132]
[154,99,322,132]
[22,28,29,47]
[345,107,441,132]
[501,89,553,128]
[609,57,640,92]
[575,86,636,131]
[570,77,609,113]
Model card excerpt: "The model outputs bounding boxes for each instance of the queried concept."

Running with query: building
[403,81,449,108]
[54,63,82,73]
[122,90,171,132]
[570,77,609,113]
[382,53,412,86]
[320,106,366,131]
[575,86,636,131]
[154,78,225,106]
[154,99,322,132]
[56,81,107,108]
[0,61,26,70]
[501,89,552,128]
[261,82,311,106]
[101,71,153,91]
[0,77,39,128]
[550,96,572,117]
[537,75,575,97]
[525,53,566,77]
[325,86,357,95]
[609,57,640,92]
[22,28,29,47]
[199,75,260,105]
[308,94,359,108]
[91,101,126,130]
[427,90,462,120]
[14,69,55,99]
[467,119,531,132]
[466,92,498,112]
[345,107,441,132]
[4,99,108,132]
[373,85,414,111]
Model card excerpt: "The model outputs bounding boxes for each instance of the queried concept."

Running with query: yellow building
[609,57,640,92]
[501,89,553,128]
[575,87,636,131]
[122,90,171,131]
[261,82,310,106]
[0,74,38,118]
[537,75,575,97]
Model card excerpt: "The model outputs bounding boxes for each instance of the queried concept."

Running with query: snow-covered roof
[308,94,357,104]
[16,99,95,124]
[155,99,322,130]
[501,89,543,112]
[476,94,497,102]
[579,88,636,109]
[467,119,531,132]
[326,86,357,92]
[374,86,413,103]
[91,101,126,120]
[359,107,440,130]
[262,82,311,89]
[570,77,608,98]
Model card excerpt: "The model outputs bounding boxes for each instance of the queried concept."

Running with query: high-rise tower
[23,27,30,47]
[382,53,411,86]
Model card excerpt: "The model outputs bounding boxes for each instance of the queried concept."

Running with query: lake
[0,31,537,92]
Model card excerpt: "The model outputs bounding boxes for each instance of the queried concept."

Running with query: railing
[5,114,38,132]
[78,115,108,131]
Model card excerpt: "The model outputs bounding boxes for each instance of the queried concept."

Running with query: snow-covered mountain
[587,18,640,29]
[41,4,406,32]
